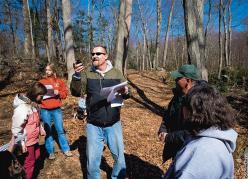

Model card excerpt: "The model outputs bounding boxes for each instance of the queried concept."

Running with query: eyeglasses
[91,52,106,56]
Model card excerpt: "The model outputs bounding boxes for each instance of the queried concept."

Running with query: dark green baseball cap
[170,64,200,80]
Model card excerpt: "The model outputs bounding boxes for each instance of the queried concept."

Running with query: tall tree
[222,1,228,67]
[46,0,55,62]
[162,0,175,67]
[204,0,212,62]
[137,0,152,70]
[183,0,208,81]
[87,0,93,56]
[62,0,76,84]
[4,0,18,56]
[153,0,162,69]
[218,0,224,79]
[23,0,35,58]
[227,0,232,66]
[114,0,133,75]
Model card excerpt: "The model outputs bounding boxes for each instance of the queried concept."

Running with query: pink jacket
[11,94,41,146]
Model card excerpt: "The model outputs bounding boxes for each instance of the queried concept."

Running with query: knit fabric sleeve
[57,78,68,99]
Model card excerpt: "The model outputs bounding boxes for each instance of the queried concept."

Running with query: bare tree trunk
[54,0,64,63]
[5,0,17,56]
[88,0,91,55]
[163,0,175,67]
[137,0,151,70]
[136,43,139,70]
[227,0,232,66]
[153,0,162,69]
[183,0,208,81]
[46,0,55,62]
[123,0,132,75]
[88,0,94,57]
[23,0,32,58]
[142,35,145,71]
[204,0,211,62]
[62,0,76,85]
[114,0,132,75]
[181,41,185,65]
[218,0,224,79]
[28,2,35,59]
[223,3,228,67]
[114,0,126,73]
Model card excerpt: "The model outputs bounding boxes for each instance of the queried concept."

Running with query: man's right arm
[70,72,87,97]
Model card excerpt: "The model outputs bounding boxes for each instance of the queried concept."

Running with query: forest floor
[0,70,247,179]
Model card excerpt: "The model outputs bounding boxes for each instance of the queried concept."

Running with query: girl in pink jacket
[11,82,47,179]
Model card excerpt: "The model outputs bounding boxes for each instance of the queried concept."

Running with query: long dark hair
[183,85,235,132]
[26,82,47,102]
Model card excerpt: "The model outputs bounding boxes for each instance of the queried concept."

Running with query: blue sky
[231,0,248,31]
[1,0,247,44]
[70,0,248,45]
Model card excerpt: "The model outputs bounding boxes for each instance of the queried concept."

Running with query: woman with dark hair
[163,85,238,179]
[39,63,72,160]
[11,82,47,179]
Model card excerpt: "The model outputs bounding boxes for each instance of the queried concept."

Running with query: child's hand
[158,132,167,143]
[21,141,27,153]
[40,123,46,136]
[54,90,59,95]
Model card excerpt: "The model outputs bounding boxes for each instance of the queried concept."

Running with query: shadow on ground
[70,135,164,179]
[128,79,164,117]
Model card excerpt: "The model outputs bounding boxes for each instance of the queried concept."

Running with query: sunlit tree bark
[163,0,175,67]
[114,0,133,75]
[183,0,208,81]
[62,0,76,85]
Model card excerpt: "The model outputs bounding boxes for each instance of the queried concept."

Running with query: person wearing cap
[158,64,207,162]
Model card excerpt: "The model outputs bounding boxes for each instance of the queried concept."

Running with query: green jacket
[70,61,127,127]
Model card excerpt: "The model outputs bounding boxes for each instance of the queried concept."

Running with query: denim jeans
[40,108,70,154]
[86,121,126,179]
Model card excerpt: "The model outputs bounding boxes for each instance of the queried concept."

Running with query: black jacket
[158,80,208,162]
[70,63,129,127]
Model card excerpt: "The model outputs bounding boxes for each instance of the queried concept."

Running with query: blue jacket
[164,128,238,179]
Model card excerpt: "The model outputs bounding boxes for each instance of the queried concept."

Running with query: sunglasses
[91,52,106,56]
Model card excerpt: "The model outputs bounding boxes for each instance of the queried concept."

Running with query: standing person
[39,63,72,159]
[163,85,237,178]
[70,45,129,179]
[158,64,207,162]
[11,82,47,179]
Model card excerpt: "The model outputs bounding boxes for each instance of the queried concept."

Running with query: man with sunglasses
[70,45,129,179]
[158,64,208,163]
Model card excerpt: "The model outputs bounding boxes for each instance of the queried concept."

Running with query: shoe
[48,153,55,160]
[64,151,73,157]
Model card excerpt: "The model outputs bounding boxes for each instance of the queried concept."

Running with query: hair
[0,151,26,178]
[26,82,47,102]
[183,85,235,132]
[92,44,107,54]
[45,63,58,78]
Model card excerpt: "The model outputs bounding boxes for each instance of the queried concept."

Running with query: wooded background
[0,0,247,85]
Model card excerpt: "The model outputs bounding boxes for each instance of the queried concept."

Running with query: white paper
[111,93,124,107]
[43,85,56,99]
[100,81,128,107]
[0,134,26,152]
